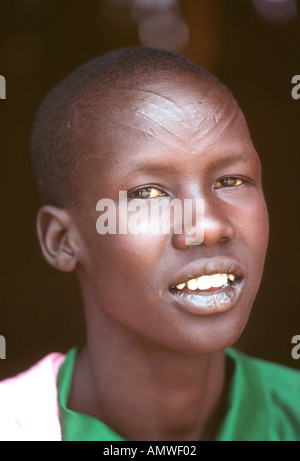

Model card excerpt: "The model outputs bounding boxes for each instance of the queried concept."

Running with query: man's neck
[68,331,227,441]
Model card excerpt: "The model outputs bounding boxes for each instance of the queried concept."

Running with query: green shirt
[57,347,300,441]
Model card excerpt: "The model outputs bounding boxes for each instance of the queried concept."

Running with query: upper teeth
[175,273,235,291]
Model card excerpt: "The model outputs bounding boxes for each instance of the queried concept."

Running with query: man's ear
[36,205,78,272]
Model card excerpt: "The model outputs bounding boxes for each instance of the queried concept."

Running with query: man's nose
[171,195,235,250]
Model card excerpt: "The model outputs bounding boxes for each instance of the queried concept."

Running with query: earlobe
[36,205,77,272]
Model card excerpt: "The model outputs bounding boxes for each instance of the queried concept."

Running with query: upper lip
[169,256,244,289]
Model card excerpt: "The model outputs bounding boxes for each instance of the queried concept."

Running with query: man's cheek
[243,204,269,268]
[240,199,268,239]
[254,201,269,249]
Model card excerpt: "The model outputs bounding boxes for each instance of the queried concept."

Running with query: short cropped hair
[31,47,228,207]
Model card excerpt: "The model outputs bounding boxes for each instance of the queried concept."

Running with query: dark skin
[37,72,269,441]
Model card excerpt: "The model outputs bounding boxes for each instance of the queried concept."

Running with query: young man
[0,47,299,441]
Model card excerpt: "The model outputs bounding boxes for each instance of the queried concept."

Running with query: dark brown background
[1,0,299,379]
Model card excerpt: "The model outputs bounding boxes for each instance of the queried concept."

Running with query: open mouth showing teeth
[171,273,236,293]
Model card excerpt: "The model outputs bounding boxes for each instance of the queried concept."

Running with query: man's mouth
[171,273,236,293]
[167,258,244,315]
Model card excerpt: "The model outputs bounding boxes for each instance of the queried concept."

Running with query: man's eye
[128,187,167,199]
[214,177,244,189]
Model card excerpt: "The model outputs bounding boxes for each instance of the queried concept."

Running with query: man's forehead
[103,73,232,114]
[71,75,258,192]
[79,75,239,155]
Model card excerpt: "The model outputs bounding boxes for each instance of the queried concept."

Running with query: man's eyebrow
[210,153,250,167]
[132,162,177,174]
[118,161,178,182]
[129,153,251,175]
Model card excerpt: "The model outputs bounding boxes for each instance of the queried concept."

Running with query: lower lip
[168,280,243,316]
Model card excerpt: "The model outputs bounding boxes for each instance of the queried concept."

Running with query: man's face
[72,73,269,354]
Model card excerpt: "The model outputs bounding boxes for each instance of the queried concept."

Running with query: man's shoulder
[0,352,65,441]
[226,348,300,440]
[228,348,300,387]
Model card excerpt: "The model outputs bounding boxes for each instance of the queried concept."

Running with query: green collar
[57,347,270,441]
[57,347,125,441]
